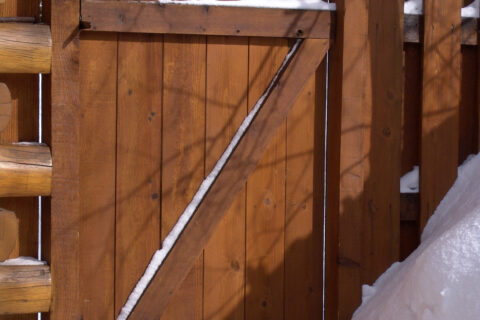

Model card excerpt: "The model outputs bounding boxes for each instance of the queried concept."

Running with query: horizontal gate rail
[81,0,335,39]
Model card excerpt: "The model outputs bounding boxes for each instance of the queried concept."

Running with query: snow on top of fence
[404,0,422,15]
[462,0,480,18]
[157,0,336,11]
[400,166,419,193]
[405,0,480,18]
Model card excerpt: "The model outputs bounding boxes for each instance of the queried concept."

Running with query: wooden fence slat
[49,0,81,317]
[245,37,288,320]
[128,38,329,320]
[79,32,117,320]
[284,62,324,319]
[115,33,163,317]
[404,15,478,46]
[327,0,403,317]
[161,34,205,320]
[420,0,461,230]
[203,36,248,320]
[81,1,334,39]
[402,43,422,175]
[0,1,40,320]
[459,46,478,163]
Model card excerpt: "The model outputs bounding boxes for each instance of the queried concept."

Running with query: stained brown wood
[246,38,287,320]
[459,46,478,163]
[327,0,403,317]
[79,32,117,320]
[161,34,204,320]
[402,43,421,175]
[128,38,329,320]
[0,265,51,314]
[0,2,40,320]
[400,193,420,222]
[115,33,163,317]
[421,0,461,231]
[48,0,81,318]
[0,23,51,73]
[284,62,324,319]
[81,0,334,39]
[0,210,18,261]
[0,83,12,133]
[404,15,478,45]
[0,144,51,197]
[203,36,247,320]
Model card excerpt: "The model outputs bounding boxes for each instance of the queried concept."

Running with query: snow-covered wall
[353,153,480,320]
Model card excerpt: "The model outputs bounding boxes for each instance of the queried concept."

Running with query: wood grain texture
[203,36,247,320]
[161,34,205,320]
[0,210,18,261]
[459,46,478,163]
[245,37,287,320]
[421,0,461,231]
[49,0,81,318]
[79,32,117,320]
[81,0,333,39]
[402,43,421,175]
[284,64,323,319]
[0,83,12,133]
[0,265,51,314]
[404,15,477,45]
[129,38,329,320]
[0,144,51,197]
[0,2,40,320]
[115,33,163,317]
[327,0,403,317]
[0,23,51,73]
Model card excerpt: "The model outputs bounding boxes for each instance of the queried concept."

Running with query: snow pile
[353,153,480,320]
[0,256,46,266]
[462,0,480,18]
[404,0,422,15]
[400,166,419,193]
[157,0,336,10]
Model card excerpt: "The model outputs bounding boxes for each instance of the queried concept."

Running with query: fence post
[327,0,404,317]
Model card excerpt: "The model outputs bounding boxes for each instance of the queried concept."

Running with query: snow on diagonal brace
[118,38,331,320]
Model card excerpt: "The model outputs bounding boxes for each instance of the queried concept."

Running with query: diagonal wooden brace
[127,38,330,319]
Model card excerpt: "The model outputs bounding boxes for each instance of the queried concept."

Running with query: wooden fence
[0,0,478,319]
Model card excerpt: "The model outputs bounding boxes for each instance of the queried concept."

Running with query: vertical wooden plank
[459,46,478,163]
[284,64,324,318]
[115,34,162,317]
[327,0,403,318]
[79,32,117,320]
[245,37,287,320]
[48,0,81,318]
[363,0,403,284]
[161,34,205,320]
[402,43,422,175]
[203,36,248,320]
[421,0,461,230]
